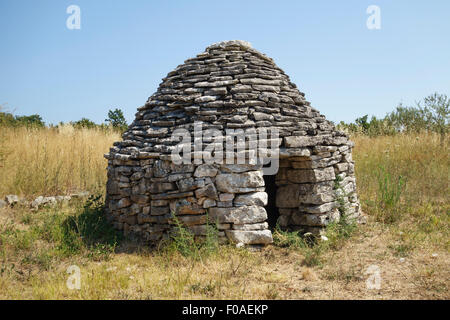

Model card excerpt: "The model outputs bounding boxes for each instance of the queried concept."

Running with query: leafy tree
[0,111,44,127]
[386,104,427,133]
[105,108,128,131]
[355,115,369,134]
[73,118,97,129]
[15,114,45,127]
[337,93,449,138]
[0,111,16,127]
[420,93,449,144]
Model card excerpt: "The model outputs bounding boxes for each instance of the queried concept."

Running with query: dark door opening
[263,173,279,230]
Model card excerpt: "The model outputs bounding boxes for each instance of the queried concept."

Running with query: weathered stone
[176,177,201,192]
[287,167,335,183]
[55,195,71,203]
[174,214,207,226]
[225,230,273,245]
[170,198,205,215]
[117,198,131,208]
[233,222,268,230]
[151,199,168,207]
[252,112,274,121]
[216,201,233,208]
[220,163,263,173]
[71,191,90,198]
[131,195,149,204]
[291,209,340,227]
[335,162,349,172]
[234,192,268,206]
[151,191,194,200]
[5,195,19,206]
[215,171,264,193]
[194,164,218,177]
[279,148,311,158]
[219,193,235,202]
[149,182,175,193]
[130,172,144,181]
[143,206,151,214]
[168,173,193,182]
[195,96,217,103]
[284,136,326,148]
[209,205,267,224]
[203,199,216,208]
[276,181,335,207]
[299,202,337,214]
[146,127,168,137]
[195,184,218,200]
[150,206,170,216]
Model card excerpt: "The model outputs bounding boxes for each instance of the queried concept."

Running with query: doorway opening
[263,173,279,230]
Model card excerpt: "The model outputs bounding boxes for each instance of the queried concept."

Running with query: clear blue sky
[1,0,449,125]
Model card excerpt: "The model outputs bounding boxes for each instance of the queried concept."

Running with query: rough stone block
[225,230,273,245]
[209,205,267,224]
[194,164,218,177]
[216,171,264,193]
[234,192,268,206]
[170,198,205,215]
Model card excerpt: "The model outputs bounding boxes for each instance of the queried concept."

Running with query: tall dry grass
[0,125,121,198]
[353,133,449,250]
[353,133,448,204]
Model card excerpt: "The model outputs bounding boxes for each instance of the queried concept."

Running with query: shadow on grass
[59,194,123,260]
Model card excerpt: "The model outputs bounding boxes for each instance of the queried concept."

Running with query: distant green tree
[355,115,369,134]
[0,111,16,127]
[338,93,449,138]
[420,93,449,144]
[15,114,45,127]
[105,108,128,131]
[73,118,97,129]
[386,103,427,133]
[0,111,45,127]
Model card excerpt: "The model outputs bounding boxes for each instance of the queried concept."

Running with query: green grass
[0,194,121,274]
[272,213,358,267]
[162,213,220,260]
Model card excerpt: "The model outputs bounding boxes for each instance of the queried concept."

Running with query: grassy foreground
[0,127,448,299]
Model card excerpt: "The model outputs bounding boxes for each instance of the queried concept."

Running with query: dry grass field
[0,125,120,197]
[0,126,448,299]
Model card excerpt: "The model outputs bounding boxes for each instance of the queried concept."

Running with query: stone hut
[104,40,363,246]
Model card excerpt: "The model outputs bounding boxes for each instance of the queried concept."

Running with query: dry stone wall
[104,40,364,246]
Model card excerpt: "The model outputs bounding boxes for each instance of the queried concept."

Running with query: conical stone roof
[109,40,348,159]
[104,40,363,246]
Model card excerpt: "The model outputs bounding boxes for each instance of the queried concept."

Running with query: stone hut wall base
[104,141,364,247]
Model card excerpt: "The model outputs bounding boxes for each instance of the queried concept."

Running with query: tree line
[0,108,128,132]
[336,93,449,140]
